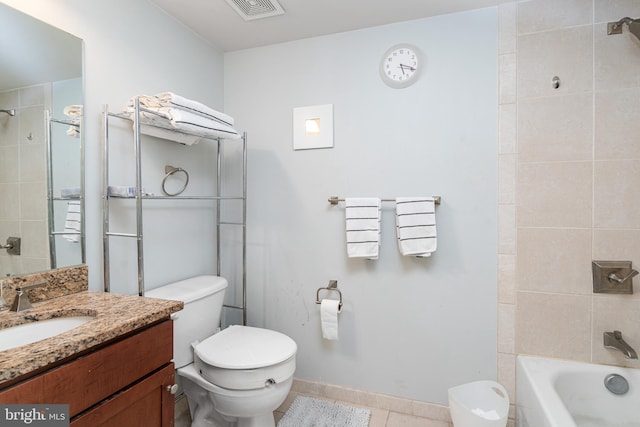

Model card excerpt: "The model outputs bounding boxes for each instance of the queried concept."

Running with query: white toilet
[146,275,297,427]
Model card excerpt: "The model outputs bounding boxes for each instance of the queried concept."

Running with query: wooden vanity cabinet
[0,320,175,426]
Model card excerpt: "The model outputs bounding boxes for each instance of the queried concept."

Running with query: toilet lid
[195,325,297,370]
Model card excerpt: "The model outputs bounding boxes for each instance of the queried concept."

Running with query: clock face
[380,44,420,88]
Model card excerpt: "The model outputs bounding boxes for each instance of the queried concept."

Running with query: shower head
[0,109,15,117]
[608,17,640,42]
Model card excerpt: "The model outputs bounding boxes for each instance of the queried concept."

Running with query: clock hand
[399,64,416,72]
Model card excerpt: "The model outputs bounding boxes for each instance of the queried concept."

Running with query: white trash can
[448,381,509,427]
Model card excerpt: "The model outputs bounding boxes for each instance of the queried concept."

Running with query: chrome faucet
[604,330,638,359]
[10,282,46,312]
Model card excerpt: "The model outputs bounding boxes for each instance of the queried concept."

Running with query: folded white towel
[139,123,203,145]
[396,197,437,257]
[129,93,234,126]
[63,201,81,243]
[63,104,82,138]
[126,105,241,140]
[345,198,381,259]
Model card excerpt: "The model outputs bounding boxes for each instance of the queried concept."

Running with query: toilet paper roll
[321,299,340,340]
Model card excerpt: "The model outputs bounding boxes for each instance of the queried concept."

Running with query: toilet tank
[145,275,228,368]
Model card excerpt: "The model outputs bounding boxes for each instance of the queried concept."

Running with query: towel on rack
[126,102,241,141]
[396,197,437,257]
[132,92,234,127]
[139,123,204,146]
[345,198,381,259]
[63,200,81,243]
[63,104,82,138]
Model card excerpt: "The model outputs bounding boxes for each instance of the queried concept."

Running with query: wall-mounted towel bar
[328,195,441,205]
[316,279,343,312]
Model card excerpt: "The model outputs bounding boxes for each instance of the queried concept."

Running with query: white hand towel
[345,198,381,259]
[396,197,437,257]
[63,201,81,243]
[321,299,340,340]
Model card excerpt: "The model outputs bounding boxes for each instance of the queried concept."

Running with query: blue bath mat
[278,395,370,427]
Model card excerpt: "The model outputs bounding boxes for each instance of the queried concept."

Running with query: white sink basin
[0,316,94,352]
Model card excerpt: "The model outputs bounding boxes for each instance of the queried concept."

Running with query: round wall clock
[379,44,421,88]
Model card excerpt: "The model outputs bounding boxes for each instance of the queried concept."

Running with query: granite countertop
[0,291,183,386]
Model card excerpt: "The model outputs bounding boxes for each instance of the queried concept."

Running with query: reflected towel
[63,104,82,138]
[396,197,437,257]
[345,198,381,259]
[63,201,81,243]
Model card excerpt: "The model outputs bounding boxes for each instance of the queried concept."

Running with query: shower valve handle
[608,269,639,285]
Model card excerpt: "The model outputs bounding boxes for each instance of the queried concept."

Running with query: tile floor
[176,392,453,426]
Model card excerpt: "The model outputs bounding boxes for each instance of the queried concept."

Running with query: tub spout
[604,331,638,359]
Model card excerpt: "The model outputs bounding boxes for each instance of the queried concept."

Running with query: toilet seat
[194,325,297,390]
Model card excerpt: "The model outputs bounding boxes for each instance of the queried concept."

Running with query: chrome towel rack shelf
[328,195,441,205]
[316,280,343,313]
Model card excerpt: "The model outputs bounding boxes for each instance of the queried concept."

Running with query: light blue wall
[1,0,226,290]
[4,0,499,405]
[224,8,498,404]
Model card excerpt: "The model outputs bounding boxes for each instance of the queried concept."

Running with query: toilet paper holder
[315,280,343,313]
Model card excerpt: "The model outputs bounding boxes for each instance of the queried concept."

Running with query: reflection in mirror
[0,3,84,277]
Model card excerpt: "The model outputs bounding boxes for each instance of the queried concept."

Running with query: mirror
[0,3,84,277]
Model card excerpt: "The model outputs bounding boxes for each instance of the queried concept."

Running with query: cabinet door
[70,363,175,427]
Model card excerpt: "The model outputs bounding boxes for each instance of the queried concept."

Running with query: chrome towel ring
[162,165,189,196]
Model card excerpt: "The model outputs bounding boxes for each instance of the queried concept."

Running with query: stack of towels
[126,92,240,144]
[344,196,437,258]
[63,201,81,243]
[395,197,437,257]
[63,104,82,138]
[345,198,381,260]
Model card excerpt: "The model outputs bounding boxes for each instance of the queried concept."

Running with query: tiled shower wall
[498,0,640,423]
[0,84,51,276]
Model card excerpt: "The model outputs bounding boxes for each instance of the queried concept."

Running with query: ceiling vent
[224,0,285,21]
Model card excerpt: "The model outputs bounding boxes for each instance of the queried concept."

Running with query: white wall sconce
[293,104,333,150]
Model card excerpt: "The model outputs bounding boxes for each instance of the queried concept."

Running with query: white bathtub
[516,355,640,427]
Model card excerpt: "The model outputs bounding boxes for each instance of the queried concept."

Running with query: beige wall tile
[498,303,515,354]
[517,161,592,228]
[0,146,19,183]
[19,105,45,145]
[19,143,46,183]
[500,53,517,104]
[499,2,517,54]
[499,154,516,204]
[0,183,19,221]
[20,219,48,258]
[518,26,593,99]
[517,0,593,34]
[594,160,640,228]
[595,87,640,160]
[19,182,46,221]
[19,85,46,107]
[499,254,516,304]
[518,93,593,162]
[595,22,640,91]
[497,352,516,405]
[592,295,640,367]
[517,227,592,295]
[499,204,516,254]
[499,103,517,154]
[516,291,592,360]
